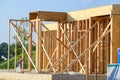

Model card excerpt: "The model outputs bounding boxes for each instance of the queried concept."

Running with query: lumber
[41,37,56,72]
[28,22,32,71]
[29,11,67,21]
[8,20,10,71]
[21,22,25,72]
[11,23,38,72]
[42,23,69,49]
[14,21,17,71]
[10,21,29,39]
[67,5,113,21]
[60,23,86,73]
[100,20,104,73]
[36,19,41,72]
[47,19,99,72]
[9,5,120,74]
[61,19,111,72]
[45,48,57,69]
[10,19,30,22]
[110,14,120,63]
[64,22,67,70]
[85,19,88,71]
[61,29,111,73]
[76,21,79,72]
[68,22,71,71]
[97,20,100,73]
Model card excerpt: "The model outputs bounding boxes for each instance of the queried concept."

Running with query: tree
[0,42,15,57]
[0,42,8,56]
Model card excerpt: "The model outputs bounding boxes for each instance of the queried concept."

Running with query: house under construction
[2,4,120,80]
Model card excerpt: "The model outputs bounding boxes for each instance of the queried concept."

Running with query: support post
[14,21,17,71]
[110,14,120,63]
[21,22,25,72]
[36,19,42,72]
[8,20,10,71]
[68,22,71,71]
[57,22,61,71]
[28,22,32,71]
[86,61,89,80]
[85,20,88,62]
[89,18,92,73]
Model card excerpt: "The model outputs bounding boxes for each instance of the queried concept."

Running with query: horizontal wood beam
[29,11,67,21]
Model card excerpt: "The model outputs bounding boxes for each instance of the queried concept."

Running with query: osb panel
[44,22,58,31]
[67,4,120,21]
[43,4,120,31]
[67,5,112,20]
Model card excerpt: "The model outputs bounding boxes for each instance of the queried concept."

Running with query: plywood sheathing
[43,5,120,30]
[44,22,58,31]
[67,4,120,21]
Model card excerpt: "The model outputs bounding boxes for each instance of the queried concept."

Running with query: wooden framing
[8,20,10,71]
[21,22,25,72]
[8,5,120,76]
[110,14,120,63]
[14,21,17,71]
[29,11,67,21]
[36,19,41,72]
[28,22,32,71]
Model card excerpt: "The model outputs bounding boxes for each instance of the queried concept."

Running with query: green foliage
[0,42,8,55]
[16,42,22,55]
[13,17,28,42]
[0,50,36,69]
[0,17,37,69]
[0,17,36,69]
[0,58,4,63]
[0,40,36,68]
[0,42,18,57]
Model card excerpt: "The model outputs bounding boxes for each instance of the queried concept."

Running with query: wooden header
[29,11,67,21]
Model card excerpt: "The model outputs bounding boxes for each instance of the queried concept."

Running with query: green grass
[0,51,36,69]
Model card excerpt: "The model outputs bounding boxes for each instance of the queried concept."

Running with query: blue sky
[0,0,120,43]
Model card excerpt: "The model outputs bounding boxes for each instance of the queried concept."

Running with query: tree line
[0,42,35,62]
